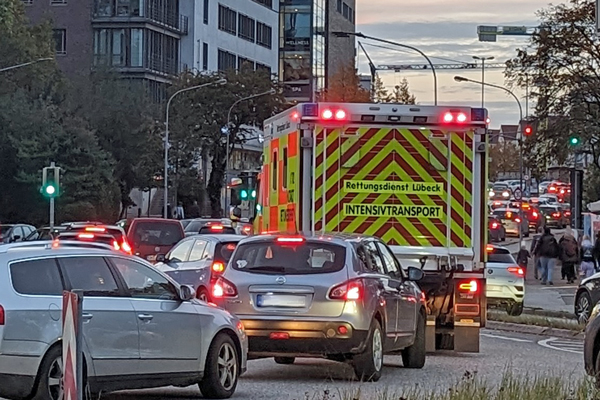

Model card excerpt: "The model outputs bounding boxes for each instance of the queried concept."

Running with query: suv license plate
[256,294,306,308]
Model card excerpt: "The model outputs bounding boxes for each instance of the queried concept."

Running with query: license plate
[147,255,156,261]
[256,294,306,308]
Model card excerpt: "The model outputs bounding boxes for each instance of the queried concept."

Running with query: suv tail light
[552,212,561,218]
[213,277,237,298]
[121,240,133,255]
[212,262,225,273]
[329,280,363,300]
[112,240,120,251]
[458,280,478,293]
[0,305,4,325]
[490,222,498,229]
[507,266,524,276]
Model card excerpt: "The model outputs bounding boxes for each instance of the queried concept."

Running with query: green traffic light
[45,185,56,195]
[251,190,256,198]
[570,137,579,145]
[241,190,248,199]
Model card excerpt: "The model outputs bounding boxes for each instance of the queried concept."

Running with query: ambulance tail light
[321,108,348,121]
[442,111,469,124]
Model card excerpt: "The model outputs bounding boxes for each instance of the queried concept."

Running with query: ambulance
[253,102,489,352]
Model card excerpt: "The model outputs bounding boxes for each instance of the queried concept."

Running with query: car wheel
[576,292,592,325]
[352,319,383,382]
[199,333,239,399]
[506,302,524,316]
[197,287,211,302]
[274,357,295,365]
[401,313,426,369]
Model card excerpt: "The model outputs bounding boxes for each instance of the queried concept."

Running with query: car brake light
[486,245,494,252]
[549,186,556,192]
[243,226,252,233]
[515,218,521,223]
[78,233,94,239]
[0,305,4,325]
[112,240,120,251]
[269,332,290,340]
[52,239,60,248]
[276,237,304,243]
[85,227,106,232]
[506,211,512,218]
[491,222,498,229]
[210,225,224,231]
[212,262,225,273]
[121,240,133,254]
[552,212,561,218]
[420,291,426,303]
[459,280,478,292]
[507,266,524,276]
[329,280,363,300]
[212,277,237,298]
[532,211,538,218]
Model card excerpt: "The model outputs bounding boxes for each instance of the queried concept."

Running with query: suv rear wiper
[247,266,286,273]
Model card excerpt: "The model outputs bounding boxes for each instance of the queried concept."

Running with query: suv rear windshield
[131,222,183,246]
[488,248,516,264]
[215,241,240,262]
[231,241,346,275]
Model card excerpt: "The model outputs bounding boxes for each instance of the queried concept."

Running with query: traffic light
[41,167,60,198]
[523,125,533,136]
[251,189,256,199]
[570,136,580,145]
[240,189,248,199]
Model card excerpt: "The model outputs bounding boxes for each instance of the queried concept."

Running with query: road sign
[524,175,530,181]
[513,188,523,200]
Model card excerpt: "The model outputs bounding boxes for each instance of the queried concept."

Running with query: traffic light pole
[48,162,56,229]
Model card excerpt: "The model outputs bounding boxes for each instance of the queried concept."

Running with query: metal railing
[92,2,188,35]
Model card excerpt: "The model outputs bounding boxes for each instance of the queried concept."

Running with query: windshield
[488,248,516,264]
[131,222,183,246]
[539,206,558,214]
[231,241,346,275]
[215,241,240,262]
[493,184,508,190]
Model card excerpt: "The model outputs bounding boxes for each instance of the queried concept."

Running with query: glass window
[131,28,143,66]
[111,258,178,300]
[376,242,403,279]
[203,0,209,24]
[282,147,288,189]
[215,241,239,262]
[52,29,67,55]
[10,259,63,295]
[364,242,385,274]
[112,29,125,65]
[202,42,208,70]
[60,257,119,296]
[272,150,278,191]
[131,221,184,247]
[95,0,113,16]
[168,240,193,262]
[188,239,209,262]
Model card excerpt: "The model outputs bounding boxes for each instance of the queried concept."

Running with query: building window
[342,2,354,22]
[256,22,272,49]
[336,0,342,12]
[256,63,271,75]
[131,28,143,67]
[53,29,67,55]
[51,0,67,4]
[217,49,236,71]
[253,0,272,8]
[203,0,209,24]
[238,14,255,43]
[202,42,208,70]
[238,56,254,71]
[218,4,236,35]
[22,0,34,5]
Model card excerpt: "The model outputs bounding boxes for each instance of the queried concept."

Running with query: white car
[485,244,525,316]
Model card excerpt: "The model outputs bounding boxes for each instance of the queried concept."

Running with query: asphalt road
[95,329,583,400]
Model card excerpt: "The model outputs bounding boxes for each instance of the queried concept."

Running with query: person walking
[176,202,185,220]
[530,227,543,280]
[534,227,560,285]
[188,200,201,218]
[516,245,530,281]
[580,235,596,279]
[559,227,579,284]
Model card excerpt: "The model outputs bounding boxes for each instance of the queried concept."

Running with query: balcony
[92,1,188,35]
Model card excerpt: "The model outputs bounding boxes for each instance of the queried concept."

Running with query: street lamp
[224,88,276,214]
[163,78,227,218]
[454,75,525,248]
[472,56,494,107]
[0,57,53,73]
[332,31,438,105]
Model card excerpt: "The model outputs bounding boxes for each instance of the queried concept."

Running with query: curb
[486,320,585,340]
[522,308,577,320]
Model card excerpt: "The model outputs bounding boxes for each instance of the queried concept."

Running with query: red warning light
[322,109,334,119]
[443,112,453,122]
[456,113,467,123]
[335,109,347,120]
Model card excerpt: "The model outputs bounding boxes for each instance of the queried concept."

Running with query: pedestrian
[188,200,201,218]
[593,231,600,272]
[166,203,172,220]
[176,202,185,220]
[516,245,530,280]
[530,227,543,279]
[559,227,578,284]
[534,227,560,285]
[580,235,596,279]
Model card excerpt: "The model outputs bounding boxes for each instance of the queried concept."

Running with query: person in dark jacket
[559,227,579,284]
[534,227,560,285]
[530,227,543,279]
[516,245,530,280]
[593,231,600,272]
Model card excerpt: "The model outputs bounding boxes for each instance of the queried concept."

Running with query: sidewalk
[523,258,578,315]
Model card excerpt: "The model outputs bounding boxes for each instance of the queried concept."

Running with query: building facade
[279,0,356,102]
[180,0,279,74]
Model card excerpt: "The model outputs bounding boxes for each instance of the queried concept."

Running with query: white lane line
[538,337,583,354]
[482,333,532,342]
[539,286,577,290]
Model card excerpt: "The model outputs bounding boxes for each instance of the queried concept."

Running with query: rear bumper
[486,284,524,305]
[0,373,35,400]
[241,319,369,357]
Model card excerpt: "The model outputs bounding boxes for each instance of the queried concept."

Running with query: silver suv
[0,241,247,400]
[213,234,426,381]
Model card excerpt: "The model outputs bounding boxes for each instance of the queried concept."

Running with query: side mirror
[156,254,166,263]
[407,266,424,281]
[11,235,21,242]
[179,285,196,301]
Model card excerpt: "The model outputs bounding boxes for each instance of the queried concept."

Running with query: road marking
[481,333,532,342]
[537,337,583,354]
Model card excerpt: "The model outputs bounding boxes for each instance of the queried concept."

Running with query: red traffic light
[524,125,533,136]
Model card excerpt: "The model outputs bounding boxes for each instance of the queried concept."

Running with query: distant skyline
[355,0,551,128]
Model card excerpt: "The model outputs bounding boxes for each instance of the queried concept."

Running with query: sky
[355,0,552,128]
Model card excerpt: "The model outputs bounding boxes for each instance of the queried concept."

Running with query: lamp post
[332,31,438,105]
[224,89,276,215]
[472,56,494,107]
[0,57,53,73]
[164,78,227,218]
[455,75,525,248]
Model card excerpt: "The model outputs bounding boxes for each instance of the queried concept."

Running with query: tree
[488,141,521,181]
[168,69,285,216]
[320,62,370,102]
[373,74,389,103]
[385,78,417,104]
[505,0,600,173]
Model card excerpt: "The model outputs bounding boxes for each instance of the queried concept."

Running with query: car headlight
[502,191,510,198]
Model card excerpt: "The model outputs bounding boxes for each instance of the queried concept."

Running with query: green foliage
[488,142,521,181]
[168,68,285,216]
[387,78,417,104]
[320,62,371,102]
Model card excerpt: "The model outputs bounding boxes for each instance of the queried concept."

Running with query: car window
[131,222,183,246]
[111,258,178,300]
[168,240,193,262]
[25,230,41,241]
[231,241,346,275]
[215,241,239,262]
[13,227,24,239]
[188,239,209,262]
[60,257,119,296]
[376,242,403,279]
[364,241,386,274]
[488,248,516,264]
[10,258,64,295]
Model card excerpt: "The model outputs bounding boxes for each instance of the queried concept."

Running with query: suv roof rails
[0,240,117,254]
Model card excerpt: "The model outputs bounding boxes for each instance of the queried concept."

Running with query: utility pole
[472,56,494,108]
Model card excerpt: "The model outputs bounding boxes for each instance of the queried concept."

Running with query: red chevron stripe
[315,129,342,170]
[339,128,382,166]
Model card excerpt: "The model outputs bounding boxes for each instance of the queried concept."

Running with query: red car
[127,218,185,263]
